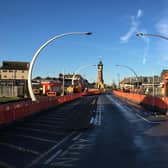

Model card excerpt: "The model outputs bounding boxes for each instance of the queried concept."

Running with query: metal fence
[0,86,25,97]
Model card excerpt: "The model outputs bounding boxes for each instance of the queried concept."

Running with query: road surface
[1,93,168,168]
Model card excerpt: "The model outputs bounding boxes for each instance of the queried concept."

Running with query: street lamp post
[28,32,92,101]
[117,73,120,89]
[71,64,96,86]
[136,32,168,40]
[115,64,139,88]
[136,32,168,97]
[62,68,65,96]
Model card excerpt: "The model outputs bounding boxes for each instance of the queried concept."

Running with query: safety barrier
[0,93,83,126]
[0,91,102,126]
[113,90,168,113]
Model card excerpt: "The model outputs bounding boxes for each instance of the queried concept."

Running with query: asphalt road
[1,93,168,168]
[0,95,98,168]
[74,94,168,168]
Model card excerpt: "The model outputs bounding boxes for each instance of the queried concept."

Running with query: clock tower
[97,60,104,89]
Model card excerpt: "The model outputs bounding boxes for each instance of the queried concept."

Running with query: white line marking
[0,142,39,155]
[24,123,62,128]
[25,132,76,168]
[44,149,63,164]
[33,119,64,124]
[90,117,94,124]
[42,118,65,121]
[92,105,102,126]
[136,113,161,124]
[50,157,79,167]
[98,105,102,125]
[106,94,161,124]
[91,99,96,105]
[72,133,83,141]
[0,161,14,168]
[44,116,65,119]
[16,127,65,135]
[15,134,57,143]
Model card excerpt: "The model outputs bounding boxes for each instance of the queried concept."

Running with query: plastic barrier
[0,105,5,124]
[0,93,82,126]
[4,105,14,124]
[113,90,168,113]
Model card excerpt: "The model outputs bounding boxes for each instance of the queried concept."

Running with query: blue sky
[0,0,168,84]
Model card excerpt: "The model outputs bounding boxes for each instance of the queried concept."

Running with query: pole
[117,73,120,89]
[62,68,65,96]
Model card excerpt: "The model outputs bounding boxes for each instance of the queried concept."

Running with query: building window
[4,75,7,78]
[22,70,24,73]
[9,70,13,72]
[22,76,24,79]
[3,70,7,72]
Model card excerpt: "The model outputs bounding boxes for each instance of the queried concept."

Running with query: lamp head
[136,33,144,37]
[85,32,93,35]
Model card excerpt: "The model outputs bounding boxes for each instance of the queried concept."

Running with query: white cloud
[137,9,143,19]
[142,39,149,65]
[120,9,143,43]
[142,57,146,64]
[156,19,168,35]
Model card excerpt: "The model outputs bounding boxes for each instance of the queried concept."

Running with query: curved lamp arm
[71,64,96,85]
[28,32,92,101]
[136,33,168,40]
[115,64,139,87]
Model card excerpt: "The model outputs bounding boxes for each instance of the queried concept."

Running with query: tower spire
[96,58,104,89]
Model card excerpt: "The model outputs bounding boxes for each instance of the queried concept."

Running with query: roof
[0,61,29,70]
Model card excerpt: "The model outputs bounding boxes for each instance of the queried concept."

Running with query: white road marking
[90,97,103,126]
[16,127,65,135]
[98,105,102,125]
[43,117,65,120]
[50,157,79,167]
[106,94,161,124]
[25,132,76,168]
[72,133,83,141]
[91,99,96,105]
[44,149,63,164]
[24,123,62,128]
[15,134,57,143]
[90,117,94,124]
[59,150,80,157]
[46,138,92,166]
[0,161,14,168]
[136,113,161,124]
[0,142,39,155]
[33,119,64,124]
